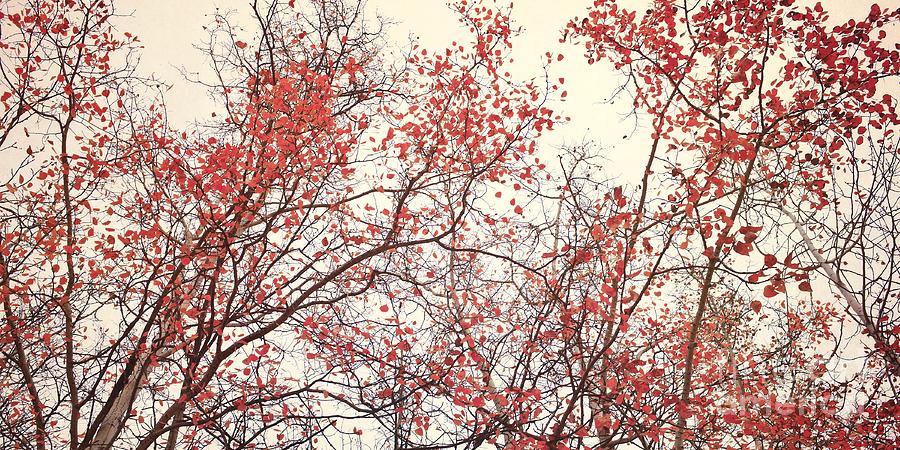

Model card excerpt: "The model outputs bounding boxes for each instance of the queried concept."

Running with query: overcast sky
[116,0,653,181]
[115,0,894,185]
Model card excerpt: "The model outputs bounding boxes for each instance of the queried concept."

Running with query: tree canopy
[0,0,897,449]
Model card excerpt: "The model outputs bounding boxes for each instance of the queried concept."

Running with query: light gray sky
[116,0,648,181]
[116,0,897,187]
[115,0,896,188]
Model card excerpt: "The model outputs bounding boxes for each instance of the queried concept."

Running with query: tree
[1,0,897,449]
[565,0,899,448]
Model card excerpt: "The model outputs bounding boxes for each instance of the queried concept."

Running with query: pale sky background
[115,0,894,186]
[116,0,651,182]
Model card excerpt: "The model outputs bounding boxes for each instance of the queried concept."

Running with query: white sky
[116,0,651,182]
[116,0,895,187]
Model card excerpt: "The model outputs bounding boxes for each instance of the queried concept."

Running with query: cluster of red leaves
[1,0,898,449]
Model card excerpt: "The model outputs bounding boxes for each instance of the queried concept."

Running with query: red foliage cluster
[0,0,897,449]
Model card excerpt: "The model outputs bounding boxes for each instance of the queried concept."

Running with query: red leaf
[734,241,752,256]
[750,300,762,313]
